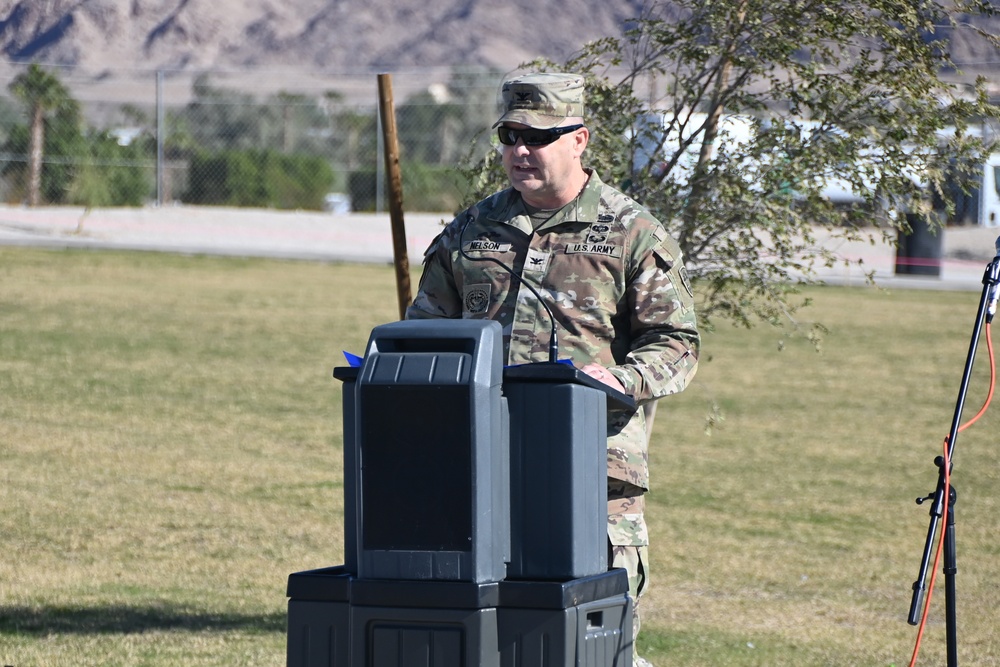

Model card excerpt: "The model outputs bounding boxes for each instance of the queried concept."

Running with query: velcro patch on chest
[463,284,491,314]
[524,249,551,273]
[565,243,623,258]
[464,239,513,253]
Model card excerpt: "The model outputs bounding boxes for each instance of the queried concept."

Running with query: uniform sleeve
[607,230,700,404]
[405,226,463,320]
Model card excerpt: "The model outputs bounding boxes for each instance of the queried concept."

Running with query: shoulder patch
[679,266,694,298]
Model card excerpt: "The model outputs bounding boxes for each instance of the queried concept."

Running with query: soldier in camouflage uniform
[406,72,699,666]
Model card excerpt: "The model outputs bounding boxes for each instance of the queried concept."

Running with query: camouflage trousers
[608,480,650,666]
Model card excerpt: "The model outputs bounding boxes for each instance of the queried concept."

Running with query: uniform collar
[487,169,606,231]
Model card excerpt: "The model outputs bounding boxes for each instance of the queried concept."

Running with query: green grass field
[2,246,999,666]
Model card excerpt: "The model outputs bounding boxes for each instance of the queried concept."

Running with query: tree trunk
[682,0,748,231]
[28,104,44,207]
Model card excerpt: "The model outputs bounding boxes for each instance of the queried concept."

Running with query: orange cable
[909,322,995,666]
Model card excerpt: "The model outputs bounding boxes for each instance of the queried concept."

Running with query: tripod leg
[944,487,958,667]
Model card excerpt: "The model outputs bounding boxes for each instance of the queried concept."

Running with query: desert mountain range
[1,0,999,102]
[0,0,648,74]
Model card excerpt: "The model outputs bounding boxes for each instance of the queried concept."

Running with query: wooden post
[377,73,412,320]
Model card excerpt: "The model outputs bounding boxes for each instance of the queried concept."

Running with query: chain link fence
[0,64,508,213]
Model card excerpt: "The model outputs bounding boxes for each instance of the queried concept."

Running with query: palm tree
[9,64,77,207]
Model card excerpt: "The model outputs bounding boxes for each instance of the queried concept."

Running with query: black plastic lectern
[286,320,635,667]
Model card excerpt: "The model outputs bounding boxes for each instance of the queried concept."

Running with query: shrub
[183,149,335,210]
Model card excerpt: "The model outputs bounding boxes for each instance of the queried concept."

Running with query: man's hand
[580,363,626,394]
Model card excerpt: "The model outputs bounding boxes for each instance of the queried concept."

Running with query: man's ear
[574,127,590,156]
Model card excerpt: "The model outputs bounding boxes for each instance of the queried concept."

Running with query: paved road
[1,203,998,293]
[0,204,449,265]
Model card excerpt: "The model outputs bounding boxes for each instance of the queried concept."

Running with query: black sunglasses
[497,124,584,147]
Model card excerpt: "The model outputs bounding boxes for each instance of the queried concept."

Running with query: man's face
[499,122,588,209]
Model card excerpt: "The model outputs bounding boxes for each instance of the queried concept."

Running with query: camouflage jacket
[406,170,700,491]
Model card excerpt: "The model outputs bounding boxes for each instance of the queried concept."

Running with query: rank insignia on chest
[524,249,551,273]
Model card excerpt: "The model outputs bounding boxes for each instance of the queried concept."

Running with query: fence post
[156,70,164,206]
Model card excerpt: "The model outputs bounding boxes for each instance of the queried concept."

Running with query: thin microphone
[458,206,560,363]
[988,235,1000,323]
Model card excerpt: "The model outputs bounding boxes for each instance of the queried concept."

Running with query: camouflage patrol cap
[492,72,585,130]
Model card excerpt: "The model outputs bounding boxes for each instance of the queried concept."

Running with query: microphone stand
[907,243,1000,667]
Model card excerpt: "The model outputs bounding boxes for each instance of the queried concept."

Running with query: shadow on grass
[0,604,285,635]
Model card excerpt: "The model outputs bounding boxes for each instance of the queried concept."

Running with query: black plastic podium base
[286,567,634,667]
